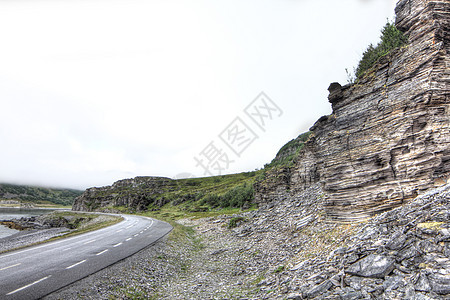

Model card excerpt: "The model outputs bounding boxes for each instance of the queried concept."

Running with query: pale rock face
[255,0,450,222]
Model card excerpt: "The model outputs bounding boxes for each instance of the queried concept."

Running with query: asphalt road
[0,214,172,300]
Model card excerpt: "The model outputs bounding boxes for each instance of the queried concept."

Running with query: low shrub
[228,216,245,228]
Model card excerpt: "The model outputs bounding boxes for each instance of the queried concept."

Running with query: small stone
[306,280,333,298]
[340,291,363,300]
[286,293,302,300]
[385,231,407,250]
[428,273,450,295]
[415,273,431,292]
[383,275,403,292]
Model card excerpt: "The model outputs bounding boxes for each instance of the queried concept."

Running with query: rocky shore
[45,184,449,299]
[0,228,69,253]
[0,213,117,254]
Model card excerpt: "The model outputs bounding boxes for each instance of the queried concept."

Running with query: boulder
[346,254,395,278]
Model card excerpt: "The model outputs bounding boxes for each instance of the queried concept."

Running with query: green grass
[273,265,285,273]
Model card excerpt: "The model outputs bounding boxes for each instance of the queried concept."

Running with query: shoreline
[0,227,70,253]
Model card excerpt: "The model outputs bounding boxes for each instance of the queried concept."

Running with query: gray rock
[415,273,432,292]
[346,254,395,278]
[383,275,403,292]
[385,231,407,250]
[428,273,450,295]
[340,290,363,300]
[286,293,302,300]
[306,280,333,298]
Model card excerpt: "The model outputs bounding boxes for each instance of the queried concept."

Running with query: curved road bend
[0,214,172,300]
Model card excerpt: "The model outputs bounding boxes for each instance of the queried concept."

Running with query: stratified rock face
[72,177,176,212]
[256,0,449,222]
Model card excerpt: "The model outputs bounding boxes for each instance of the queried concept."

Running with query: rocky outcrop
[256,0,450,222]
[72,176,176,212]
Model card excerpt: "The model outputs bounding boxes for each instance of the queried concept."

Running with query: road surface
[0,214,172,299]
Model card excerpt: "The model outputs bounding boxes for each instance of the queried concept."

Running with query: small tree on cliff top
[354,21,408,80]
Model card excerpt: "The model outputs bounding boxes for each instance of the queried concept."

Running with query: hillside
[0,183,83,206]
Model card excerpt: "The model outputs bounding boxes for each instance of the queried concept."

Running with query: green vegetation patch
[273,265,285,273]
[355,21,408,80]
[228,216,245,229]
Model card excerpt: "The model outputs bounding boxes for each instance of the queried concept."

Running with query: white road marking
[140,231,143,234]
[126,238,132,241]
[116,229,123,233]
[6,276,50,295]
[134,234,139,237]
[126,225,134,229]
[96,249,108,256]
[62,247,72,252]
[83,239,96,245]
[0,263,21,271]
[113,242,122,247]
[66,260,86,269]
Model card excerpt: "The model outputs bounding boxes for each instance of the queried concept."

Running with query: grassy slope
[0,183,83,206]
[109,171,262,219]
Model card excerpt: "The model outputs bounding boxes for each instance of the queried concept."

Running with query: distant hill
[0,183,83,206]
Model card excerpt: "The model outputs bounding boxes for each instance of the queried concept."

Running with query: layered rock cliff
[255,0,449,221]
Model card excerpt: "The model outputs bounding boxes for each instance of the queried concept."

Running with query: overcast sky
[0,0,397,190]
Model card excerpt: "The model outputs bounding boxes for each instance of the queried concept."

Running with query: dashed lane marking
[113,242,122,247]
[126,238,132,241]
[0,263,21,271]
[66,260,86,269]
[134,234,139,237]
[6,275,50,295]
[96,249,108,256]
[116,229,123,233]
[83,239,96,245]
